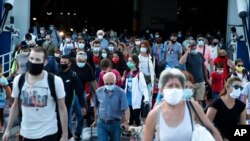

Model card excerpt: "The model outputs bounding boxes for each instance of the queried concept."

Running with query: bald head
[103,72,116,84]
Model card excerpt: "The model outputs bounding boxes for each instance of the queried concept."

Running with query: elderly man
[92,72,130,141]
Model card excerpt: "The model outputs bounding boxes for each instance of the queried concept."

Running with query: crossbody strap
[186,100,194,131]
[156,106,161,141]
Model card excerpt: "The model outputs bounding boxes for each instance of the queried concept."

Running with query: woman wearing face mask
[206,76,246,141]
[99,48,111,60]
[144,68,222,141]
[138,40,155,108]
[15,41,30,75]
[111,51,128,85]
[231,58,249,86]
[76,38,87,53]
[124,55,149,126]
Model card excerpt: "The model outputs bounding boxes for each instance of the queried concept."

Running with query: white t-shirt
[12,71,65,139]
[242,82,250,110]
[139,55,150,75]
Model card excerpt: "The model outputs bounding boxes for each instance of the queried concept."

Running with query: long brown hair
[220,76,242,96]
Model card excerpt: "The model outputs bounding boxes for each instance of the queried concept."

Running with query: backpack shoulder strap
[18,73,26,98]
[48,73,57,102]
[17,73,26,123]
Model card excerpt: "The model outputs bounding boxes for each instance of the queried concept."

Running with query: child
[0,74,12,133]
[210,63,225,100]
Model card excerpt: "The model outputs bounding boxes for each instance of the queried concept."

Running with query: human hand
[2,130,11,141]
[81,108,87,116]
[59,135,68,141]
[91,120,97,127]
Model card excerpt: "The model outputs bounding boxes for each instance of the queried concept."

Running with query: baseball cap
[20,41,28,49]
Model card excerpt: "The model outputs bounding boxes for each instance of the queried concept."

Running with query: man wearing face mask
[36,26,47,46]
[60,34,75,56]
[96,30,108,49]
[209,38,220,59]
[43,34,59,74]
[179,40,210,105]
[91,72,130,141]
[57,55,86,140]
[196,34,214,72]
[71,52,98,127]
[164,33,182,69]
[2,47,68,141]
[131,35,141,55]
[48,24,62,47]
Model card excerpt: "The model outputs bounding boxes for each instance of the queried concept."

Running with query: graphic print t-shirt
[11,71,65,139]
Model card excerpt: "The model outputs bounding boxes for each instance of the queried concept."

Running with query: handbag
[186,101,215,141]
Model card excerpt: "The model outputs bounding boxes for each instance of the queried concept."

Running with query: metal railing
[0,51,13,76]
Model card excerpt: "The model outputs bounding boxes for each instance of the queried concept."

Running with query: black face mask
[27,61,44,76]
[212,43,217,46]
[171,40,176,44]
[60,64,68,71]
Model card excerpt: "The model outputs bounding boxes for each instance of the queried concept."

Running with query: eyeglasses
[231,85,243,90]
[237,65,244,67]
[104,83,114,85]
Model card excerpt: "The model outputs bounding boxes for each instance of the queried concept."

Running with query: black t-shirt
[186,52,205,83]
[71,62,95,91]
[57,70,85,109]
[211,98,245,140]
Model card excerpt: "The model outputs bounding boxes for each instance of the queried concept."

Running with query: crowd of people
[0,23,249,141]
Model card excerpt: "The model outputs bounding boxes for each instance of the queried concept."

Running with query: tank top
[159,102,192,141]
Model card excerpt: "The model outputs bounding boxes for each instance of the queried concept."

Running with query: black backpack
[17,73,70,140]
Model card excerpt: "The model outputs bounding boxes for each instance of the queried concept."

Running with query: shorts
[193,82,206,101]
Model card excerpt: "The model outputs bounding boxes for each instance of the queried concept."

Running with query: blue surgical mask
[197,40,204,46]
[77,62,85,68]
[101,53,107,58]
[140,47,147,53]
[191,50,197,54]
[105,85,114,91]
[183,89,194,100]
[108,46,114,51]
[94,47,100,52]
[78,43,85,49]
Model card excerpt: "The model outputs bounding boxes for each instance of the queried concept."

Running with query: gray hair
[103,72,116,82]
[76,51,87,60]
[158,68,186,89]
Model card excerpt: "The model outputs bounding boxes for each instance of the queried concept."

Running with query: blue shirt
[126,75,133,106]
[165,42,182,68]
[95,85,128,120]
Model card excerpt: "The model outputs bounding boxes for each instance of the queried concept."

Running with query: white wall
[7,0,30,48]
[226,0,246,43]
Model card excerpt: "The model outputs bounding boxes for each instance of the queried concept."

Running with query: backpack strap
[48,73,56,101]
[17,73,26,122]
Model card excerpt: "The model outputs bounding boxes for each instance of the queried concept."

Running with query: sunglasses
[231,85,243,90]
[104,83,114,85]
[237,65,244,67]
[78,42,85,44]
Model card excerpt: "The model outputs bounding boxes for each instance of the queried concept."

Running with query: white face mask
[163,88,183,105]
[230,88,242,99]
[21,51,29,56]
[135,41,141,46]
[98,35,103,40]
[54,53,60,57]
[155,35,159,38]
[217,70,223,74]
[65,38,71,43]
